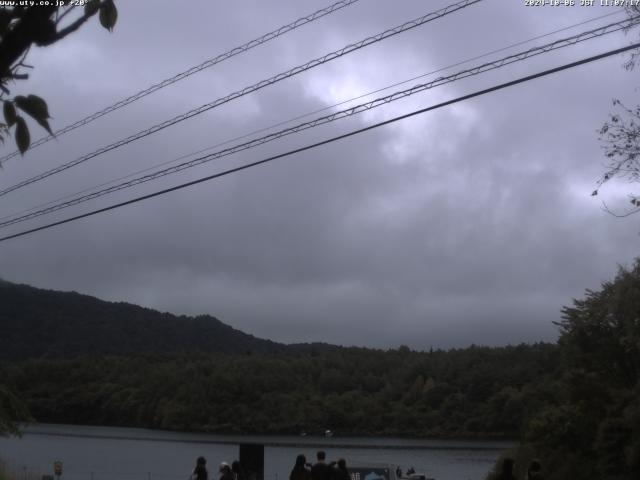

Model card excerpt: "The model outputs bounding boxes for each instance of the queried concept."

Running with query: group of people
[193,451,542,480]
[495,458,543,480]
[192,451,348,480]
[192,457,245,480]
[290,451,350,480]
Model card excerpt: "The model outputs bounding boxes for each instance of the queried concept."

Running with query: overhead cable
[3,8,622,224]
[1,41,638,244]
[0,0,362,165]
[0,9,625,226]
[0,16,636,229]
[0,0,483,198]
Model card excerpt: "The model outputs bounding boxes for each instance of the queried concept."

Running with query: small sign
[350,468,390,480]
[54,461,63,476]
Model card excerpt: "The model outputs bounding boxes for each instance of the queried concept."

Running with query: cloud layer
[1,0,639,348]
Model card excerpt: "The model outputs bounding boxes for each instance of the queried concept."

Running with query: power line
[2,8,623,224]
[1,41,638,244]
[2,8,623,226]
[0,0,483,199]
[0,0,362,165]
[0,16,635,229]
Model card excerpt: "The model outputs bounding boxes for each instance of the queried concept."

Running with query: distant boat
[324,429,333,437]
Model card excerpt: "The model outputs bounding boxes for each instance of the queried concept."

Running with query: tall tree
[517,260,640,480]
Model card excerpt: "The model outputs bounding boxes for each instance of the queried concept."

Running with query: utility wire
[1,41,638,244]
[1,8,623,225]
[0,16,636,229]
[0,0,482,199]
[0,0,362,165]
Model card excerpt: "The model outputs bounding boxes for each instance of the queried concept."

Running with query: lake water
[0,425,513,480]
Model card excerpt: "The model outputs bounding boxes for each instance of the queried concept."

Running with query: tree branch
[49,2,105,43]
[54,5,76,26]
[0,6,56,70]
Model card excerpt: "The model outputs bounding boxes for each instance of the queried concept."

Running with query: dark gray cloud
[1,0,639,349]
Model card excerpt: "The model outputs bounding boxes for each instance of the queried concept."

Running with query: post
[239,443,264,480]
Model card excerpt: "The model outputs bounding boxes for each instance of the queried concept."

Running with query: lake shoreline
[3,423,510,480]
[20,423,515,451]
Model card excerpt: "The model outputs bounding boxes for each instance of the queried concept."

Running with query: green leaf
[99,0,118,32]
[34,116,53,136]
[84,0,102,16]
[15,94,50,120]
[14,94,53,136]
[15,116,30,154]
[3,101,16,127]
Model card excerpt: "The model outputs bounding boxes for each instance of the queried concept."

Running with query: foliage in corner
[501,260,640,480]
[0,1,117,155]
[594,100,640,216]
[595,5,640,215]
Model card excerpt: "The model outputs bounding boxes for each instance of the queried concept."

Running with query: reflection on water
[0,425,513,480]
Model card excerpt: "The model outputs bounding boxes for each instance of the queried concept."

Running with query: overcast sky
[1,0,639,349]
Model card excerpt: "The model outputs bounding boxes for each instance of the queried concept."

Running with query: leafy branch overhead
[594,5,640,216]
[595,99,640,217]
[0,0,117,155]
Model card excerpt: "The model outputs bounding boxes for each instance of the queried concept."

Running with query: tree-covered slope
[0,279,283,359]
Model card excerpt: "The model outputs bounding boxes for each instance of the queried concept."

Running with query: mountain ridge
[0,279,310,360]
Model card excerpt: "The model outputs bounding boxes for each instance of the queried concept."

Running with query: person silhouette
[496,458,516,480]
[526,460,543,480]
[193,457,208,480]
[220,462,234,480]
[311,451,331,480]
[231,461,246,480]
[290,454,311,480]
[334,459,350,480]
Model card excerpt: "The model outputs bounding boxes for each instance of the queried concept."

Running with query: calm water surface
[0,425,513,480]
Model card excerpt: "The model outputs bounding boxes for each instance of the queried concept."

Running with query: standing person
[192,457,208,480]
[220,462,234,480]
[526,460,543,480]
[231,460,246,480]
[290,454,311,480]
[311,451,331,480]
[495,458,516,480]
[334,459,350,480]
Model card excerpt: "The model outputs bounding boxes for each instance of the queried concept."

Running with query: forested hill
[0,279,287,359]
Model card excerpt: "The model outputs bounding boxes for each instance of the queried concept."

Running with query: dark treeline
[1,343,557,438]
